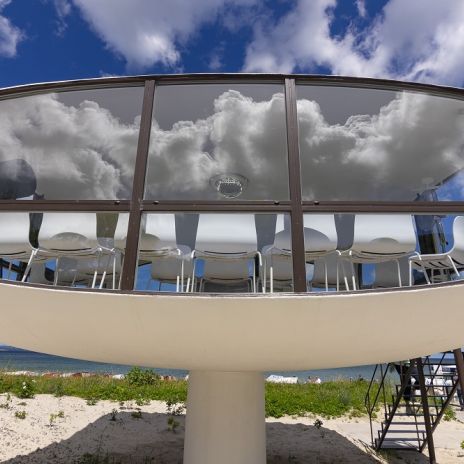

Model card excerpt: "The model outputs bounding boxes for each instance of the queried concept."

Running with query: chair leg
[181,259,185,292]
[99,254,112,289]
[351,262,357,291]
[420,262,431,285]
[53,258,60,286]
[447,255,460,278]
[270,265,274,293]
[395,259,402,287]
[71,270,78,287]
[252,264,256,293]
[21,249,37,283]
[263,263,267,294]
[409,259,413,286]
[112,254,117,290]
[340,260,350,291]
[324,259,328,291]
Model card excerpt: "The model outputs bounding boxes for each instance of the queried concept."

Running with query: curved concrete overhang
[0,281,461,371]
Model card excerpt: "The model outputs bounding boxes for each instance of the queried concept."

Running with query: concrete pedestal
[183,371,266,464]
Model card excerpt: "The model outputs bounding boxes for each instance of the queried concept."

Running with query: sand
[1,393,464,463]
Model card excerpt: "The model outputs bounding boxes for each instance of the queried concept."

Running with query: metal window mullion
[120,80,156,290]
[285,78,306,293]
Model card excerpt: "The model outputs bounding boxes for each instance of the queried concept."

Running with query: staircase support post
[415,357,436,464]
[453,348,464,409]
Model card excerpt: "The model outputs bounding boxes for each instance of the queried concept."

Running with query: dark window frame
[0,75,464,294]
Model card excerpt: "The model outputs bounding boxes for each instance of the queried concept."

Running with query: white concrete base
[184,371,266,464]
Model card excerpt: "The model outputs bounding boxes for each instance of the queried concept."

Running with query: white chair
[0,213,33,280]
[22,213,107,287]
[191,214,261,293]
[409,216,464,285]
[134,214,192,292]
[309,253,353,292]
[372,258,412,289]
[53,253,123,288]
[263,214,337,292]
[340,215,417,290]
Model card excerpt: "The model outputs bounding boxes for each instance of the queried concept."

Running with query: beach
[1,392,463,463]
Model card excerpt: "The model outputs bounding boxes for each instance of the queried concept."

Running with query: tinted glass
[0,86,144,200]
[0,212,129,289]
[302,212,464,292]
[297,85,464,201]
[136,212,292,293]
[145,84,289,200]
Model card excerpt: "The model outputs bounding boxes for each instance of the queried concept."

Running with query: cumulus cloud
[2,86,464,203]
[298,90,464,200]
[51,0,72,36]
[0,0,23,57]
[146,87,464,202]
[71,0,257,70]
[0,90,141,199]
[146,89,289,200]
[243,0,464,86]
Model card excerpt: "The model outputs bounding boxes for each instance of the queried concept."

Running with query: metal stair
[365,351,464,463]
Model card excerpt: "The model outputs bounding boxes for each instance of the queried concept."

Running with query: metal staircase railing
[365,352,463,464]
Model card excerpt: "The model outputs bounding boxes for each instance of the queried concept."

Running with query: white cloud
[355,0,366,18]
[146,90,289,200]
[0,91,141,199]
[243,0,464,86]
[2,86,464,203]
[71,0,257,70]
[0,0,23,58]
[51,0,72,36]
[297,90,464,200]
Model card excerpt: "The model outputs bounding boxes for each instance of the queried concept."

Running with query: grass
[0,370,376,418]
[265,379,372,418]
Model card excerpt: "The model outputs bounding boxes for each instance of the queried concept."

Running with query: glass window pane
[297,85,464,201]
[0,212,129,289]
[0,86,144,200]
[145,84,289,201]
[136,212,292,293]
[302,212,464,292]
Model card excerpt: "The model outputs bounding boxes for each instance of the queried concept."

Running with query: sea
[0,345,378,382]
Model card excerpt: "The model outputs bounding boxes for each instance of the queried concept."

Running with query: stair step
[389,421,426,425]
[381,429,425,434]
[379,442,421,450]
[382,437,422,442]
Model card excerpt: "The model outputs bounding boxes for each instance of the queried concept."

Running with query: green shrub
[16,379,35,399]
[14,410,26,419]
[126,367,160,387]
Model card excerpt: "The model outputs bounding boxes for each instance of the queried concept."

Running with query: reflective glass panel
[0,86,144,200]
[0,212,129,289]
[303,212,464,292]
[297,85,464,201]
[145,84,289,200]
[135,212,292,293]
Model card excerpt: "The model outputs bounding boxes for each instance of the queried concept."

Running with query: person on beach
[394,360,419,415]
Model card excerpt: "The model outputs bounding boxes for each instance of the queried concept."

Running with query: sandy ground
[0,394,464,463]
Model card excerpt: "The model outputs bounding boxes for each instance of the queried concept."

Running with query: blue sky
[1,0,464,88]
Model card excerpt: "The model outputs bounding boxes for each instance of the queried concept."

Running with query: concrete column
[183,370,266,464]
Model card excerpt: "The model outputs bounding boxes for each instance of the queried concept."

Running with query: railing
[366,354,461,462]
[365,361,417,448]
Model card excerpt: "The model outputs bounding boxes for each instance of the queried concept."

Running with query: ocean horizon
[0,345,378,382]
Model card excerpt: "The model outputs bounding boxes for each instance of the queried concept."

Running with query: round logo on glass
[210,174,248,199]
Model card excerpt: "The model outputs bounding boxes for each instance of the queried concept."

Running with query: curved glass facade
[145,84,289,201]
[297,85,464,202]
[0,75,463,294]
[0,86,144,200]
